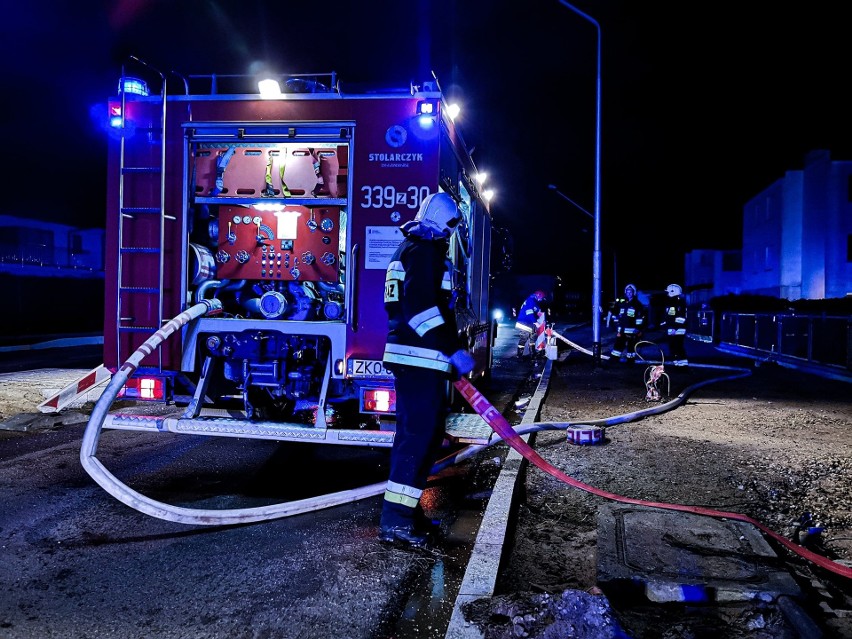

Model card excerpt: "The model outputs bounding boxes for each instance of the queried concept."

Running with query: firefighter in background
[380,192,475,549]
[515,290,548,358]
[610,283,646,363]
[663,283,689,366]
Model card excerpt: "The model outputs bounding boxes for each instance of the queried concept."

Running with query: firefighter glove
[450,350,475,380]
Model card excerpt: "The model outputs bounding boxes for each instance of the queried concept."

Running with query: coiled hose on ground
[80,300,385,526]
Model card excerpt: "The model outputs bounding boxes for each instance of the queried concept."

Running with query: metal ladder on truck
[114,57,173,378]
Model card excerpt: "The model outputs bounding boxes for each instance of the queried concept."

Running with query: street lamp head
[547,184,557,190]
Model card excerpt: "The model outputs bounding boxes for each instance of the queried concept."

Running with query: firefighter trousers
[611,330,640,360]
[380,365,448,529]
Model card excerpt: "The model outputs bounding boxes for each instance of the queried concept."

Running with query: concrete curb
[445,358,552,638]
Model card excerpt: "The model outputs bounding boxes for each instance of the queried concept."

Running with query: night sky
[5,1,850,297]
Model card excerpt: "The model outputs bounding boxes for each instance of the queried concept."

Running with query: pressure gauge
[232,214,242,224]
[242,215,252,224]
[252,216,262,225]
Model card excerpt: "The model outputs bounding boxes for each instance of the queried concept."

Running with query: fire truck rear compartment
[103,64,495,449]
[203,329,329,421]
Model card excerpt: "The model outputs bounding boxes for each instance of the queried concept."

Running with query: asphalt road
[0,324,533,639]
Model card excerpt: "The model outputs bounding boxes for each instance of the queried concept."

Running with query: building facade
[0,215,104,276]
[685,150,852,305]
[0,216,105,337]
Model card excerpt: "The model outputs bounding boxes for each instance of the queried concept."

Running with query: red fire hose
[453,377,852,580]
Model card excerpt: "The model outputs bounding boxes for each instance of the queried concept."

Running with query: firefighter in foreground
[610,283,646,363]
[515,289,548,358]
[663,283,689,366]
[380,192,475,549]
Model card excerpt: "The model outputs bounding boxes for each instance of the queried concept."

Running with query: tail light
[118,376,166,401]
[360,388,396,414]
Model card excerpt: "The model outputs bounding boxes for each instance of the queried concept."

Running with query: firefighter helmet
[533,290,547,302]
[413,192,461,238]
[666,283,683,298]
[624,284,637,297]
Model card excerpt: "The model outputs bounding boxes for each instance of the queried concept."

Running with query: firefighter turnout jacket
[614,296,646,336]
[382,235,461,373]
[515,293,546,335]
[664,295,688,335]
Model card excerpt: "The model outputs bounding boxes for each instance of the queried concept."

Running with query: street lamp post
[557,1,602,364]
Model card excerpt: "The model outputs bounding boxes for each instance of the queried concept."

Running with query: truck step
[103,413,397,447]
[120,207,162,215]
[119,246,161,253]
[122,166,161,174]
[119,287,160,293]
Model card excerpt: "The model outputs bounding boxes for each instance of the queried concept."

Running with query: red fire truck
[99,58,496,448]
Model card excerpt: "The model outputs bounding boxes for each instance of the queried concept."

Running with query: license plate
[349,359,392,378]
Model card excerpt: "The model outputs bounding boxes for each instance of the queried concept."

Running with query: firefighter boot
[379,525,429,549]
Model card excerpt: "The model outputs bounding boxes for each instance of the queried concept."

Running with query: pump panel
[215,205,341,282]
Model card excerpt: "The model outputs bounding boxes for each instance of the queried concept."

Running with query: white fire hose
[80,300,385,525]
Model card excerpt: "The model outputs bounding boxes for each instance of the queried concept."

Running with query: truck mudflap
[101,410,495,446]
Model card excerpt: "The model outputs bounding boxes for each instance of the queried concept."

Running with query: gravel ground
[465,331,852,639]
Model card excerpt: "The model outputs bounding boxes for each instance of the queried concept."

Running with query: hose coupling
[200,298,224,315]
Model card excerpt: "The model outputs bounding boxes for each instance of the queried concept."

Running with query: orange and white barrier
[534,312,547,351]
[38,365,111,413]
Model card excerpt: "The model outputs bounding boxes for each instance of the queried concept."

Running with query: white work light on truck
[416,100,438,128]
[258,78,282,98]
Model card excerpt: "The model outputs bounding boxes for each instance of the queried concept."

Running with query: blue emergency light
[119,77,149,96]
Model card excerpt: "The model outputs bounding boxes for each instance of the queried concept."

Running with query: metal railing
[687,310,851,374]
